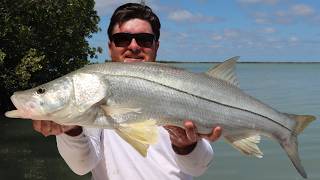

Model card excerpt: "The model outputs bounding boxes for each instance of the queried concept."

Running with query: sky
[89,0,320,62]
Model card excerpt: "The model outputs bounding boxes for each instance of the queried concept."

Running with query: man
[33,3,222,180]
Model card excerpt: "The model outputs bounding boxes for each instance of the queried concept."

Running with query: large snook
[5,57,315,178]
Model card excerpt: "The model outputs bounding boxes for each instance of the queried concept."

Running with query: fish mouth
[5,94,40,119]
[5,95,23,118]
[4,109,21,118]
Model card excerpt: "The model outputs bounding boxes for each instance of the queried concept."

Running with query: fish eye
[36,88,46,94]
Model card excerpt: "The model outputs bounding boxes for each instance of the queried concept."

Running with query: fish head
[5,77,74,120]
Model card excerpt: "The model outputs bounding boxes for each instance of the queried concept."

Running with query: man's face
[108,18,159,62]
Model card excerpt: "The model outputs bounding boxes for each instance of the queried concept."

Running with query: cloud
[168,10,194,21]
[244,2,318,25]
[272,4,316,24]
[168,9,221,23]
[237,0,279,5]
[251,12,272,24]
[210,29,248,43]
[261,27,277,33]
[207,27,308,52]
[94,0,157,16]
[290,4,315,16]
[289,36,299,42]
[210,44,223,49]
[159,26,319,61]
[94,1,221,24]
[212,34,224,41]
[223,29,241,39]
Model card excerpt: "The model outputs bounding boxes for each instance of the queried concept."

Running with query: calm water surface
[1,63,319,180]
[174,63,320,180]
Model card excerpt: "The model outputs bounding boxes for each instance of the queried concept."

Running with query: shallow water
[175,63,320,180]
[1,62,319,180]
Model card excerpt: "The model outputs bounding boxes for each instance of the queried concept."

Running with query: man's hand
[32,120,82,137]
[164,120,222,155]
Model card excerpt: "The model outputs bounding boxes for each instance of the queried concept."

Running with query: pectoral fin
[225,134,263,158]
[116,119,158,157]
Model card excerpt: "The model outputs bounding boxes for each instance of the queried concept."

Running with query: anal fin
[225,134,263,158]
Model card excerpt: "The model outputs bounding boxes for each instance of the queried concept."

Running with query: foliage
[0,0,101,111]
[0,49,5,65]
[15,48,45,88]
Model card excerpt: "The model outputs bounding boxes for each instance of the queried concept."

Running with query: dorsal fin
[205,56,240,87]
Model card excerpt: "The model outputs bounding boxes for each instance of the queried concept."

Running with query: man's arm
[164,120,222,176]
[165,121,221,155]
[32,120,78,137]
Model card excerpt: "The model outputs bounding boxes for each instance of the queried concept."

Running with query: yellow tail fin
[285,113,316,134]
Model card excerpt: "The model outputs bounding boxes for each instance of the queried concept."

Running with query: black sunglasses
[111,33,156,48]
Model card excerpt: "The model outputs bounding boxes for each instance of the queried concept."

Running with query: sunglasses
[111,33,156,48]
